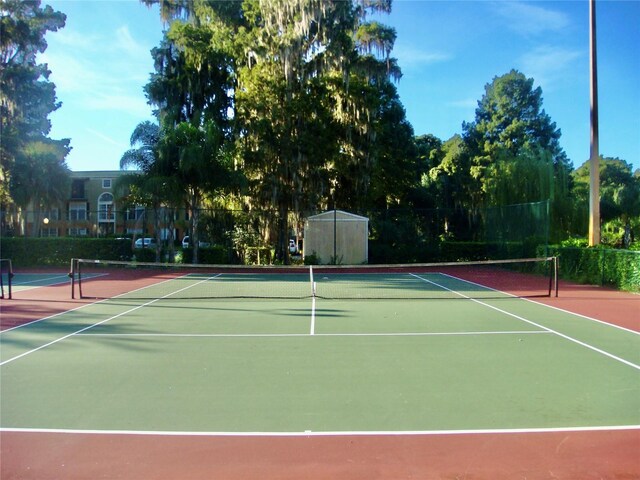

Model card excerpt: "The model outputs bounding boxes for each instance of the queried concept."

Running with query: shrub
[545,245,639,292]
[181,245,232,264]
[132,247,156,263]
[0,238,132,267]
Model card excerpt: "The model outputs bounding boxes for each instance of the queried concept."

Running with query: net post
[0,259,11,299]
[0,262,4,300]
[77,259,84,299]
[309,265,316,297]
[7,259,12,300]
[554,256,559,297]
[69,258,76,299]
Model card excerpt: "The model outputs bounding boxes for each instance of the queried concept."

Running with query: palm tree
[118,121,178,262]
[161,120,234,264]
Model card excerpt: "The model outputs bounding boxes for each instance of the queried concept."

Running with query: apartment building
[4,171,175,239]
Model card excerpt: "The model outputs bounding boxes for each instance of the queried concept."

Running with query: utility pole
[589,0,600,246]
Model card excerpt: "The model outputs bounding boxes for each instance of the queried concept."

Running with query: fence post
[333,208,337,264]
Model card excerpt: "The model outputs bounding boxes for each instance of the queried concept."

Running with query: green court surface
[9,272,71,292]
[1,272,639,434]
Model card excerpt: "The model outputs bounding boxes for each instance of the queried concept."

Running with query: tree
[146,27,234,130]
[462,70,570,205]
[459,70,574,242]
[368,82,418,209]
[232,0,352,261]
[573,157,640,246]
[234,0,409,261]
[142,4,238,263]
[142,0,414,263]
[160,120,234,263]
[119,121,173,261]
[425,135,470,210]
[420,134,477,240]
[1,0,69,215]
[10,138,70,236]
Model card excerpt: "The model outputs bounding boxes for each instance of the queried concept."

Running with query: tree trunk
[167,207,176,263]
[278,203,289,265]
[153,203,162,262]
[190,190,201,264]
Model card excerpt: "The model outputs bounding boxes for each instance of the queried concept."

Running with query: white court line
[10,273,108,290]
[524,295,640,336]
[310,296,316,335]
[1,424,638,437]
[0,273,185,333]
[12,274,71,286]
[438,271,640,336]
[76,330,549,338]
[0,274,222,366]
[411,273,640,371]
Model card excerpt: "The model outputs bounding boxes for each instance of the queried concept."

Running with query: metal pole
[333,208,337,263]
[70,258,76,299]
[589,0,600,246]
[554,256,559,297]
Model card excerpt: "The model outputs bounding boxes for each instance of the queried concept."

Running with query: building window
[69,203,87,221]
[102,179,112,189]
[68,228,88,236]
[41,228,59,237]
[71,179,85,199]
[42,208,60,221]
[126,206,145,221]
[98,193,115,221]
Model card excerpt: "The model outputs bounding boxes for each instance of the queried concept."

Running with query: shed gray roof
[306,210,368,221]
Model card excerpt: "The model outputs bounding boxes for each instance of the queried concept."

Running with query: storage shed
[303,210,369,264]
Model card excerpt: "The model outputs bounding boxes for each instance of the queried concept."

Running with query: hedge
[437,241,539,262]
[368,240,540,264]
[181,245,233,264]
[545,245,640,292]
[4,238,637,292]
[0,238,238,267]
[1,238,133,267]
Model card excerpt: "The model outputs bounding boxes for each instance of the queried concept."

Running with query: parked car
[181,236,210,249]
[134,237,157,248]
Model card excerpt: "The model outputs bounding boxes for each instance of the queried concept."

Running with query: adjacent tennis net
[0,259,13,300]
[70,257,558,301]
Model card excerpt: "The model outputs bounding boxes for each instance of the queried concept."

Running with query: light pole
[588,0,600,246]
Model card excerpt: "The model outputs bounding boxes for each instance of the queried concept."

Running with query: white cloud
[519,45,583,89]
[46,29,101,50]
[41,49,151,117]
[86,128,127,149]
[39,51,102,94]
[86,92,153,119]
[394,43,452,70]
[39,23,154,120]
[491,1,570,36]
[114,25,152,61]
[448,99,477,109]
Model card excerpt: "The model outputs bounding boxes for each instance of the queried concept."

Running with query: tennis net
[70,257,558,301]
[0,259,13,300]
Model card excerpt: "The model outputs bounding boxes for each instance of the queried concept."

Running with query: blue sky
[41,0,639,173]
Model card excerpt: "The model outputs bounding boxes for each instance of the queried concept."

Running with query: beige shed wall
[303,211,368,264]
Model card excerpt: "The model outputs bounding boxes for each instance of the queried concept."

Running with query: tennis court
[1,258,638,478]
[0,260,75,300]
[10,272,71,292]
